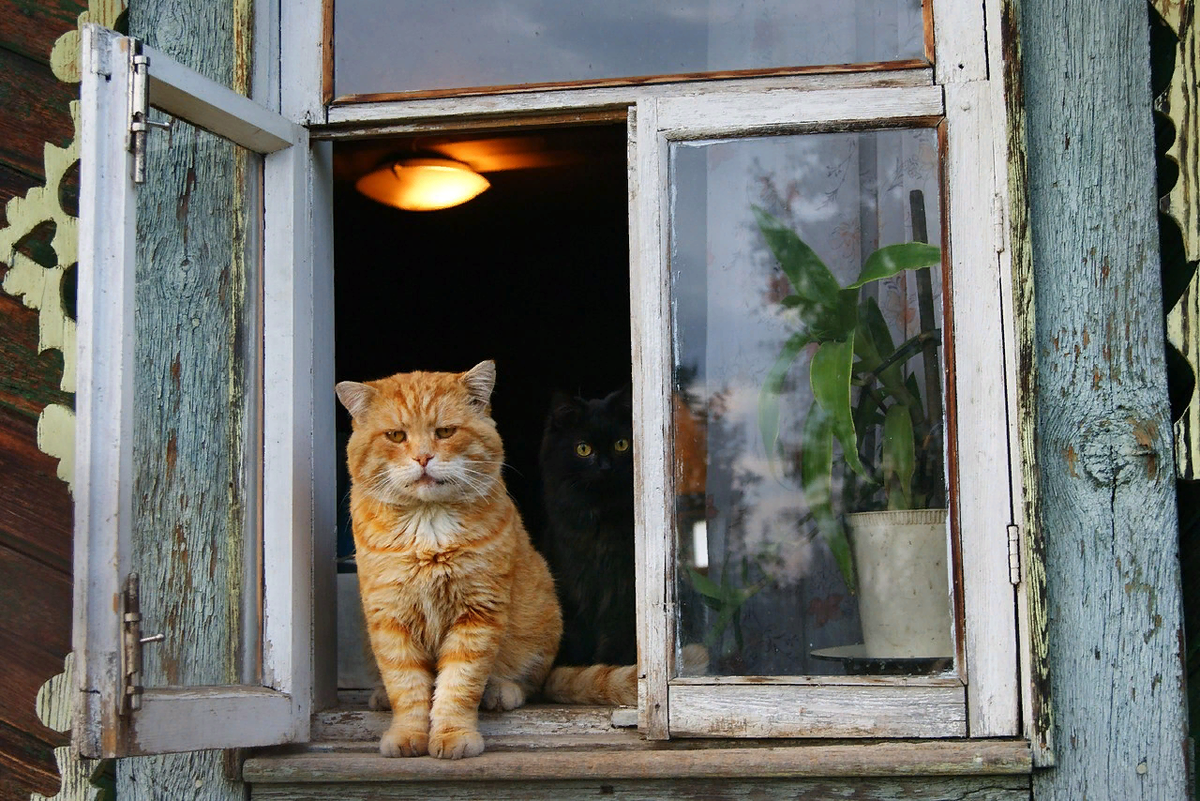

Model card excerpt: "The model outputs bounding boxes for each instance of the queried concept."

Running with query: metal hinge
[120,573,164,716]
[127,40,171,184]
[993,193,1006,254]
[1006,524,1022,586]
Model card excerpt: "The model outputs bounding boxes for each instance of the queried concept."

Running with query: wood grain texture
[201,775,1035,801]
[116,0,254,795]
[0,384,72,573]
[997,0,1055,764]
[323,69,935,128]
[0,723,62,799]
[0,46,77,180]
[0,0,83,67]
[667,683,965,739]
[244,739,1031,783]
[1021,1,1189,797]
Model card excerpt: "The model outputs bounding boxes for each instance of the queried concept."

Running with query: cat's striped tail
[542,664,637,706]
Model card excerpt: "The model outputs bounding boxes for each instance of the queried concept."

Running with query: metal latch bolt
[121,573,163,716]
[128,44,172,184]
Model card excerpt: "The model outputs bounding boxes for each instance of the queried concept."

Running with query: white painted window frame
[300,4,1024,744]
[73,23,318,757]
[72,0,1027,755]
[631,80,1020,740]
[304,4,1024,746]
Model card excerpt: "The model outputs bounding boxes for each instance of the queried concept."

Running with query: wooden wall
[0,2,88,799]
[1021,0,1190,797]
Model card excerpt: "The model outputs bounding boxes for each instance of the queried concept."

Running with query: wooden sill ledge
[243,737,1032,784]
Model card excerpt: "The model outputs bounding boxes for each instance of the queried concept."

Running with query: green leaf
[810,338,867,478]
[753,207,842,306]
[688,566,728,601]
[847,242,941,289]
[800,404,857,594]
[858,297,905,392]
[881,404,916,510]
[758,331,814,471]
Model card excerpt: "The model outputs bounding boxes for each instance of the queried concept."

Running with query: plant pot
[846,509,951,658]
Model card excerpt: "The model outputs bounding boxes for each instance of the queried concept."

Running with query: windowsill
[242,704,1032,785]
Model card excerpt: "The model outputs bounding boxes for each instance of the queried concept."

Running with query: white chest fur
[399,504,463,551]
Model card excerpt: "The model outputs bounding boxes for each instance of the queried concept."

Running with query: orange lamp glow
[355,157,491,211]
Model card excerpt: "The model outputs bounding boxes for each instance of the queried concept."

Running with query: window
[75,0,1029,759]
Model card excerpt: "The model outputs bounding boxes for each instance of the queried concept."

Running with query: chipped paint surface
[1023,1,1189,798]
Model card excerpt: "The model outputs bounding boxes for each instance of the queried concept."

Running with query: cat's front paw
[481,677,526,711]
[428,727,485,759]
[379,726,428,758]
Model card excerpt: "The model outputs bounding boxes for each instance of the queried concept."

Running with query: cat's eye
[575,442,593,457]
[435,426,457,439]
[384,430,406,443]
[613,438,630,453]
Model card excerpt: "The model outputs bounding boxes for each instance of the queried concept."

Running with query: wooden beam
[1020,0,1190,797]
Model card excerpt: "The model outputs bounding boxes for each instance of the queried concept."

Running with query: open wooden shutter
[74,23,316,757]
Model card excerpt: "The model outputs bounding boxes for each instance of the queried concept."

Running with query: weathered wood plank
[0,537,71,654]
[0,721,62,800]
[0,626,70,746]
[997,0,1054,764]
[0,0,85,68]
[116,0,256,793]
[314,705,631,742]
[244,739,1032,783]
[250,775,1032,801]
[0,402,72,571]
[0,292,72,420]
[667,683,966,738]
[0,46,76,179]
[1021,0,1189,797]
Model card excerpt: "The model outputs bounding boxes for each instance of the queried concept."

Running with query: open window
[75,0,1031,761]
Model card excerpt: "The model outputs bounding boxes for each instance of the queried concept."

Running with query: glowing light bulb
[355,158,491,211]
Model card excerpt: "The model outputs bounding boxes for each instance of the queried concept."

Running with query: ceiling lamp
[355,157,491,211]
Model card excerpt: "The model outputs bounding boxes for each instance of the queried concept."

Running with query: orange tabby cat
[336,361,634,760]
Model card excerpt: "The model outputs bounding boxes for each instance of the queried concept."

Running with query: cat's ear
[461,360,496,411]
[548,391,581,427]
[336,381,377,421]
[606,384,633,415]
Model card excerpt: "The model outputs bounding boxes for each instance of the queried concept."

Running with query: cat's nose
[415,454,433,467]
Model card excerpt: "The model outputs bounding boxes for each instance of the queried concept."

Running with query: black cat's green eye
[613,438,630,453]
[435,426,457,439]
[384,430,406,443]
[575,442,593,457]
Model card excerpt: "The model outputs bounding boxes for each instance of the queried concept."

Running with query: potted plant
[754,195,951,658]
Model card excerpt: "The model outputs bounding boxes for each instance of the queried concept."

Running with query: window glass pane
[334,0,926,97]
[132,113,261,688]
[670,128,951,678]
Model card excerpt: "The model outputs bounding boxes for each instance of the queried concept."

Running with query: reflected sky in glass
[670,128,945,676]
[335,0,925,96]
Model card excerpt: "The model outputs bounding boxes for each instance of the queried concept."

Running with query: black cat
[540,386,636,667]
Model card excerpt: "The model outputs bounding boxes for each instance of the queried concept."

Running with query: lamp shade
[355,157,491,211]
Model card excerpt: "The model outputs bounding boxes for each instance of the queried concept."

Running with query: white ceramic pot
[847,509,952,658]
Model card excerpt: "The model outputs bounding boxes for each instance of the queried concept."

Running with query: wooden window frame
[75,0,1034,758]
[298,0,1027,742]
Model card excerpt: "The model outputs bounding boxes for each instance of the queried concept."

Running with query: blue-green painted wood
[1021,0,1190,797]
[117,0,252,798]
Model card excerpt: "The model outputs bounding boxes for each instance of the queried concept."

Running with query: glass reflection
[670,128,950,677]
[335,0,926,97]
